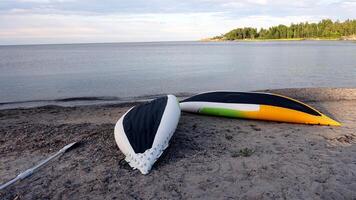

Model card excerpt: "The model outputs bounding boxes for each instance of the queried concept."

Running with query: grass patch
[239,148,254,157]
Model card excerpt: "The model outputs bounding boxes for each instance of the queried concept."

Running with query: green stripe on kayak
[199,107,245,118]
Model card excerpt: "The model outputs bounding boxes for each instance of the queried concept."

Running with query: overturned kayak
[114,95,181,174]
[180,91,340,126]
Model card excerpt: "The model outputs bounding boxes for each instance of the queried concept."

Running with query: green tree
[219,19,356,40]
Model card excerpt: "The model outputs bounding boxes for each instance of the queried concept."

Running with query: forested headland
[207,19,356,41]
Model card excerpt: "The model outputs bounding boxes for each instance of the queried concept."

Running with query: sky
[0,0,355,44]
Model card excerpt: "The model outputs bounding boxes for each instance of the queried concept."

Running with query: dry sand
[0,88,356,199]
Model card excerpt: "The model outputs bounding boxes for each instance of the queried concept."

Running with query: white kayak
[114,95,181,174]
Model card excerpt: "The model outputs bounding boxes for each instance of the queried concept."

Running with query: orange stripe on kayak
[241,105,340,126]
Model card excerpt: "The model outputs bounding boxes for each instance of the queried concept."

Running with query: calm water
[0,41,356,106]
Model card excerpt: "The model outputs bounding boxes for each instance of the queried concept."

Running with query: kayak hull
[180,92,340,126]
[114,95,181,174]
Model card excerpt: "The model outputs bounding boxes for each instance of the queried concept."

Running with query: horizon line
[0,40,201,47]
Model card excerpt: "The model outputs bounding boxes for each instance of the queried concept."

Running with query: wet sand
[1,88,356,199]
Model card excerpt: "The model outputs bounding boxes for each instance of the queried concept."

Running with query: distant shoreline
[207,19,356,42]
[200,36,356,42]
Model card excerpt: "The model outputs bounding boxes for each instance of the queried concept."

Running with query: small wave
[56,96,120,102]
[0,93,193,110]
[0,96,121,110]
[0,96,119,105]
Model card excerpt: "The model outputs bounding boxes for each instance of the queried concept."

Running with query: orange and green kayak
[180,91,340,126]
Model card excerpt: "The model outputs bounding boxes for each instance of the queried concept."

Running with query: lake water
[0,41,355,107]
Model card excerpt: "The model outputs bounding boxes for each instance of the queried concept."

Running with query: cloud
[1,0,353,15]
[0,12,326,44]
[0,0,355,44]
[16,0,76,2]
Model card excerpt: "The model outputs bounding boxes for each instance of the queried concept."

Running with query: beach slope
[1,88,356,199]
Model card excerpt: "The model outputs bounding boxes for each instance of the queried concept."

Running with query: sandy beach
[1,88,355,199]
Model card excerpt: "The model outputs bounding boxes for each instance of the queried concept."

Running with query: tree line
[215,19,356,40]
